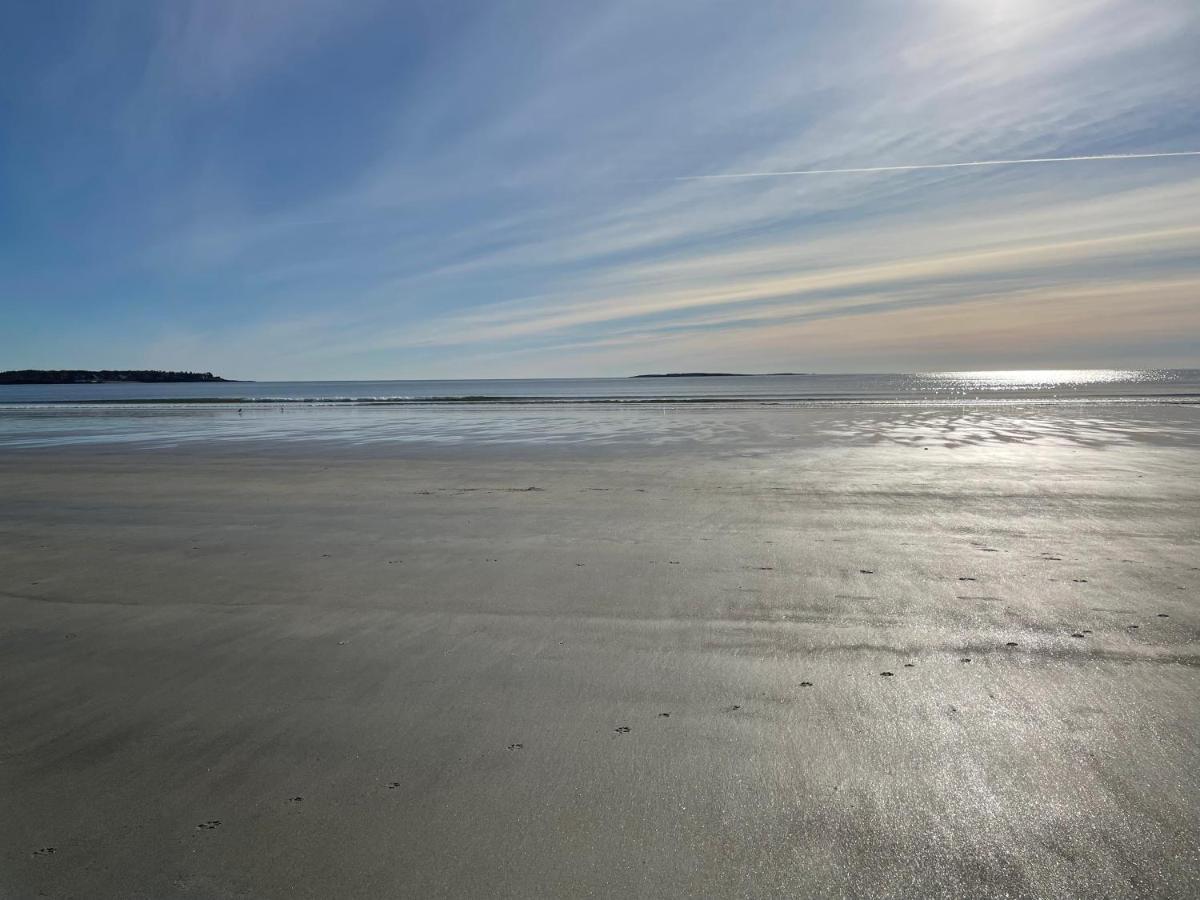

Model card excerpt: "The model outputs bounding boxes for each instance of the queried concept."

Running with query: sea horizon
[2,368,1198,406]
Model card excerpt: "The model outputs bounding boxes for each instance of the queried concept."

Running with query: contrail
[674,150,1200,181]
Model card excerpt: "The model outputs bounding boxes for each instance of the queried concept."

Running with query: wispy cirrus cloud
[2,0,1198,377]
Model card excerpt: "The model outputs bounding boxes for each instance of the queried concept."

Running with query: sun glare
[921,369,1161,390]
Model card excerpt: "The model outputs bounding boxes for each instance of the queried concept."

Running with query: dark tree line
[0,370,232,384]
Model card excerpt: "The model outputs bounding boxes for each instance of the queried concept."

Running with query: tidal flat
[1,404,1197,898]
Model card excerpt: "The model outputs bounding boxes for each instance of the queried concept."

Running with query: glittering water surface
[1,369,1196,405]
[1,370,1196,450]
[1,399,1197,452]
[916,369,1169,394]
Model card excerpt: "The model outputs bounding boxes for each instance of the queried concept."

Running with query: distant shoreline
[0,369,238,385]
[630,372,808,378]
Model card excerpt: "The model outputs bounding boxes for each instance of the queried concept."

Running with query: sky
[1,0,1198,379]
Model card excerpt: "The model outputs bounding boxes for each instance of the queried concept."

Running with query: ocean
[1,370,1197,450]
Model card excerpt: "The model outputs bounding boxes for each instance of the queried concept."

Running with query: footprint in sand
[614,726,631,734]
[196,821,221,830]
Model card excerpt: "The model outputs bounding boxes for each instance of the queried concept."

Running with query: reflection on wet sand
[0,401,1197,451]
[822,407,1200,449]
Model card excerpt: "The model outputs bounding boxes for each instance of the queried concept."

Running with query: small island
[631,372,806,378]
[0,369,235,385]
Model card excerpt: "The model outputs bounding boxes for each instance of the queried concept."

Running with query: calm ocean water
[2,369,1198,405]
[1,370,1197,450]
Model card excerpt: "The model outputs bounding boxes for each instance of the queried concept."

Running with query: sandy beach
[2,409,1198,898]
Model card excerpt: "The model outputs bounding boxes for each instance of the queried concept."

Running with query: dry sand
[1,429,1198,897]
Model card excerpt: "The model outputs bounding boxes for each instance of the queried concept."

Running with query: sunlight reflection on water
[915,369,1165,393]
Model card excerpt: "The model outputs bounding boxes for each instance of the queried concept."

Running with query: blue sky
[2,0,1198,378]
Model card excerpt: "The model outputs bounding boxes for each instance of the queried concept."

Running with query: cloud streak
[673,150,1200,181]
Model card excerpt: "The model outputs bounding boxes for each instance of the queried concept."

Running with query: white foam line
[674,151,1200,180]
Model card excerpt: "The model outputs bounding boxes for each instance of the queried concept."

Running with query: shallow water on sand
[0,401,1198,451]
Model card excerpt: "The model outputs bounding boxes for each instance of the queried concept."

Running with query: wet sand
[1,427,1198,897]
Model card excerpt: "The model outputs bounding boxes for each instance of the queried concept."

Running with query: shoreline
[2,399,1199,455]
[4,394,1200,407]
